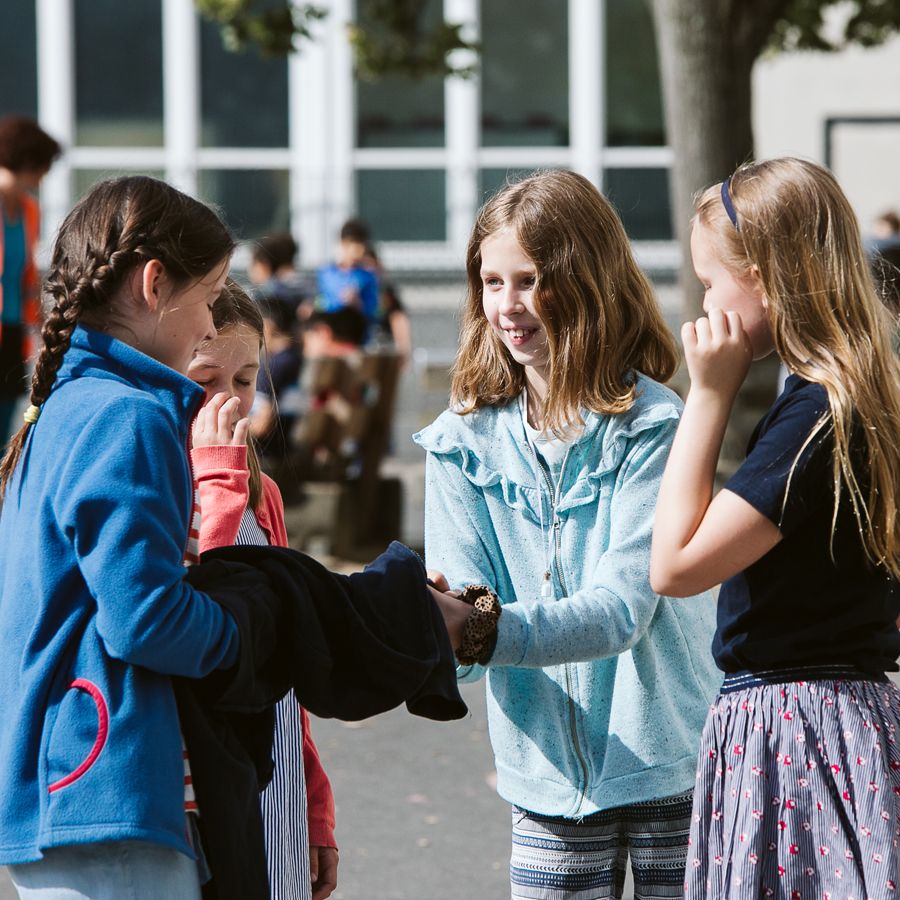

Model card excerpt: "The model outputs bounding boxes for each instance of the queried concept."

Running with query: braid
[0,284,86,497]
[0,174,234,498]
[0,229,139,497]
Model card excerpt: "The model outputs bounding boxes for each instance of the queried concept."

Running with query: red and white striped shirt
[181,485,203,812]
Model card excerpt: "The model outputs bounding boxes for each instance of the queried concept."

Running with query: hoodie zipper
[530,445,590,815]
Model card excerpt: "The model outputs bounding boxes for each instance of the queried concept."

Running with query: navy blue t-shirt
[712,375,900,675]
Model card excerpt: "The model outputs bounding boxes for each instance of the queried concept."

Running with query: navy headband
[721,177,739,230]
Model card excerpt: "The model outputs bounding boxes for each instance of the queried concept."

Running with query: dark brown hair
[0,175,235,497]
[339,217,370,244]
[251,232,298,272]
[0,116,61,173]
[207,279,266,511]
[452,169,677,435]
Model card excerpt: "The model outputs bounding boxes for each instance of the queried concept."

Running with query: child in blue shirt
[316,218,379,335]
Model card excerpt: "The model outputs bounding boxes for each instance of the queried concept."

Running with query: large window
[74,0,163,146]
[355,0,444,148]
[198,169,291,238]
[74,168,166,201]
[29,0,677,274]
[0,0,37,119]
[604,168,671,240]
[480,0,568,147]
[357,169,446,241]
[199,17,289,148]
[605,0,665,146]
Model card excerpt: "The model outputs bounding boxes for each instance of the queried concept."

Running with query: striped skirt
[261,691,311,900]
[685,676,900,900]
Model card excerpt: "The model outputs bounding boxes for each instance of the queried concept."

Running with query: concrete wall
[754,34,900,231]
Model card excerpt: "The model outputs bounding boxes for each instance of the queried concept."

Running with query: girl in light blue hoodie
[415,170,720,900]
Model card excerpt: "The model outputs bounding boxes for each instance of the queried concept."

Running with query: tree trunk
[651,0,755,319]
[650,0,789,472]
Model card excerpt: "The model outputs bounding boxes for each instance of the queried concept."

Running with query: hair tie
[721,177,740,231]
[23,405,41,425]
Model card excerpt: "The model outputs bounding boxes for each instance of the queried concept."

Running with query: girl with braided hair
[0,175,237,898]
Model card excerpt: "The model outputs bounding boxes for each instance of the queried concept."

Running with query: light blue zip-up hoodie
[414,374,720,817]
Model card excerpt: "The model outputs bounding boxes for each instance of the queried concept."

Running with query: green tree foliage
[195,0,477,77]
[771,0,900,52]
[349,0,477,81]
[195,0,900,79]
[195,0,327,55]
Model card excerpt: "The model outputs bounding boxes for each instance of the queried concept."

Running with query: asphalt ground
[3,674,900,899]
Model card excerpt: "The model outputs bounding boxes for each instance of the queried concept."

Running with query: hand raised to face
[191,391,250,449]
[681,308,753,400]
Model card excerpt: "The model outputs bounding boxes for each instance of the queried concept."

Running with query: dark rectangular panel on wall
[605,0,665,147]
[198,169,291,240]
[355,0,445,148]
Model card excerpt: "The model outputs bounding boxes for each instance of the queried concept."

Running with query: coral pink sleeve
[301,707,337,849]
[191,444,251,552]
[258,474,289,548]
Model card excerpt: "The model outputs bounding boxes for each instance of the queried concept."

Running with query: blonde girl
[651,157,900,898]
[416,169,721,900]
[188,282,338,900]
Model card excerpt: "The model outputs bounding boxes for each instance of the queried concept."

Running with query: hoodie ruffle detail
[414,376,682,518]
[421,435,541,525]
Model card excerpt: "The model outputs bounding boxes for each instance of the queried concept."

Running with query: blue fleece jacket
[414,375,720,817]
[0,325,239,864]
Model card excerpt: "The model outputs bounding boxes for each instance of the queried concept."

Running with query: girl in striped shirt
[189,280,339,900]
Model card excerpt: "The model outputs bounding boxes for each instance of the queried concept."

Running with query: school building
[2,0,899,276]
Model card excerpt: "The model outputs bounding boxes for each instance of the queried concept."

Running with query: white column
[36,0,74,247]
[325,0,355,249]
[444,0,479,259]
[289,2,331,267]
[568,0,603,187]
[162,0,199,195]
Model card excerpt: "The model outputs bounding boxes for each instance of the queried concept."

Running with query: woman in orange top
[0,116,61,441]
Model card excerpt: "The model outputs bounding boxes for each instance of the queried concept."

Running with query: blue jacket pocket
[47,679,109,793]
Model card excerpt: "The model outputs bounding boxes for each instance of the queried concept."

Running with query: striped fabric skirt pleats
[261,691,311,900]
[685,677,900,900]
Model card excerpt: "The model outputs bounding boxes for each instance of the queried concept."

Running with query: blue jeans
[8,840,202,900]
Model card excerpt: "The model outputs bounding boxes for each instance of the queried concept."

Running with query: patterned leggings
[510,791,693,900]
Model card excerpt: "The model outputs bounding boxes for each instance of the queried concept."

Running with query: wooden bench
[269,350,403,558]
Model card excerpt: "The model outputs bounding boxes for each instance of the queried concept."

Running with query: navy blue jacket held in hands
[177,541,466,900]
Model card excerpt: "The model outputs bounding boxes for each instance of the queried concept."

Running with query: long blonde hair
[696,157,900,579]
[451,169,677,436]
